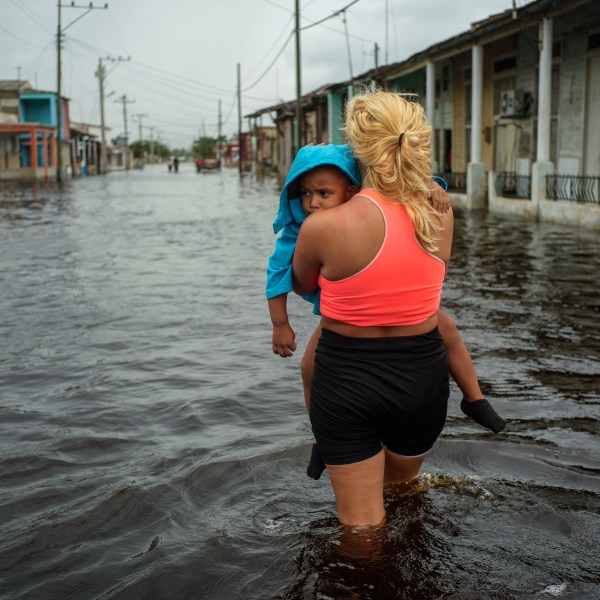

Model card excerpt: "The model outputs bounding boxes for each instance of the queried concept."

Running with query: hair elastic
[398,132,405,147]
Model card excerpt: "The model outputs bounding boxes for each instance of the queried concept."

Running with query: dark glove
[461,398,506,433]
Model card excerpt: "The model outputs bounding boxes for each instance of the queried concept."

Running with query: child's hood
[272,144,362,234]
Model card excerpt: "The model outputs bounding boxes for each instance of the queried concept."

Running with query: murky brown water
[1,165,599,599]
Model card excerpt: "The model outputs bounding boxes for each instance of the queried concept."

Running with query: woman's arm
[292,214,324,296]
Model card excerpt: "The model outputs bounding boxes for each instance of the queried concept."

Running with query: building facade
[249,0,600,228]
[0,81,72,181]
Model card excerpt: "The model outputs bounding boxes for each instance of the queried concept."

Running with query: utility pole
[115,94,135,169]
[56,2,62,181]
[148,126,155,163]
[237,63,242,175]
[217,99,222,164]
[342,11,353,79]
[17,66,22,80]
[295,0,302,153]
[133,113,148,167]
[97,58,107,173]
[97,55,129,174]
[56,1,108,182]
[374,43,379,71]
[133,113,148,142]
[385,0,389,65]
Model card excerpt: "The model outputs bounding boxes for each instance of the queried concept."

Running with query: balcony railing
[546,174,600,204]
[494,171,531,199]
[438,171,466,193]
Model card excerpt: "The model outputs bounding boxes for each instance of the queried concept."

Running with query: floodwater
[1,164,599,600]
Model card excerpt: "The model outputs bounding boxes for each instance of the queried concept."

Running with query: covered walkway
[0,123,56,181]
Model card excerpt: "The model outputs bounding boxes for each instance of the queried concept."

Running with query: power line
[265,0,371,43]
[9,0,54,33]
[0,23,47,49]
[67,35,235,96]
[300,0,362,31]
[241,30,295,92]
[242,15,294,83]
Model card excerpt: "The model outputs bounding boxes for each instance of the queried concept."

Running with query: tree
[192,135,226,159]
[130,140,172,160]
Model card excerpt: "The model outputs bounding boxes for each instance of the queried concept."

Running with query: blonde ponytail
[343,89,444,252]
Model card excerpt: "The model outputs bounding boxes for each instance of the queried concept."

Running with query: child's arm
[268,294,297,357]
[428,177,451,215]
[266,222,301,299]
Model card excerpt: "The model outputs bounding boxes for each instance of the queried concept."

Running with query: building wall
[317,101,329,142]
[21,97,53,124]
[305,110,318,144]
[489,3,599,176]
[282,117,293,174]
[0,135,20,169]
[513,26,537,170]
[0,94,20,123]
[554,2,597,175]
[387,70,425,95]
[483,35,519,171]
[452,52,471,173]
[19,95,70,142]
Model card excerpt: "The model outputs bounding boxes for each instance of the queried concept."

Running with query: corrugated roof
[0,80,31,92]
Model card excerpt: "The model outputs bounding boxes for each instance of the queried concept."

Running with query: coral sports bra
[317,189,446,327]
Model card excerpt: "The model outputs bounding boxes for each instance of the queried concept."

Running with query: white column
[532,17,554,220]
[467,44,486,209]
[536,17,553,162]
[471,44,483,164]
[426,61,436,167]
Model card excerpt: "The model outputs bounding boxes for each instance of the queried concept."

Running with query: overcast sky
[1,0,517,148]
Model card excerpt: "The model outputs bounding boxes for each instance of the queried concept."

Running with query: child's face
[299,167,357,214]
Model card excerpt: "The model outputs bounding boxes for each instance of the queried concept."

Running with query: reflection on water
[1,166,599,599]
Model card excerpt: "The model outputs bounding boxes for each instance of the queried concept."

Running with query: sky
[0,0,519,149]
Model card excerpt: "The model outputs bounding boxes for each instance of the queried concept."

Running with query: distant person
[267,143,505,484]
[173,156,179,173]
[168,157,174,173]
[195,157,203,173]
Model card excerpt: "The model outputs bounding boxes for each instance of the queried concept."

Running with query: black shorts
[309,328,449,465]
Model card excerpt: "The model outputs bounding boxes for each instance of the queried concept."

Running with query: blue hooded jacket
[266,144,362,313]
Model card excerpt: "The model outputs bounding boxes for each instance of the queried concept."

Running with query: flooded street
[1,164,599,599]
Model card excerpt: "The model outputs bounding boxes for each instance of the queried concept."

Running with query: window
[493,76,517,115]
[588,32,600,51]
[494,56,517,73]
[492,56,517,116]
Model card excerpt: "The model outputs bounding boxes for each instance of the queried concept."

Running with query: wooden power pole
[56,2,108,182]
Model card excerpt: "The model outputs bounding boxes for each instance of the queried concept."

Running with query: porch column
[532,17,554,215]
[467,44,486,209]
[30,128,38,169]
[536,17,553,163]
[426,61,436,170]
[50,133,56,167]
[42,132,49,180]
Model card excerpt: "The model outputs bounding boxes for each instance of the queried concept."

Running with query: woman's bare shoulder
[301,194,378,240]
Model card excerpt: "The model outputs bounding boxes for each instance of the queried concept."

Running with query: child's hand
[272,323,297,357]
[428,184,451,215]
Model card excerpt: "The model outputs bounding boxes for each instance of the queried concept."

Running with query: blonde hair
[343,88,443,252]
